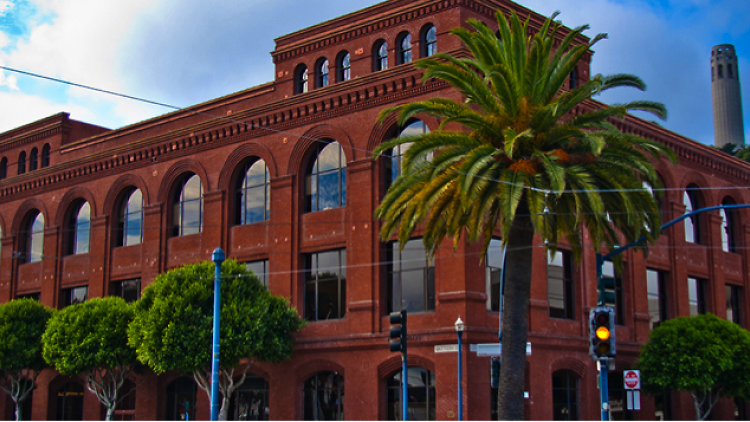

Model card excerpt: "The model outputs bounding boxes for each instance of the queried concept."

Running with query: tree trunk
[219,395,231,421]
[497,202,535,421]
[14,401,21,422]
[105,404,116,421]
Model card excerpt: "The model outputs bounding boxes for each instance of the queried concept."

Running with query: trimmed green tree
[373,10,675,420]
[42,296,137,421]
[0,298,54,421]
[128,259,304,421]
[637,314,750,420]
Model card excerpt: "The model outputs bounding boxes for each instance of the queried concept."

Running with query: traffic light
[600,275,617,308]
[589,307,616,358]
[490,357,500,388]
[389,310,407,353]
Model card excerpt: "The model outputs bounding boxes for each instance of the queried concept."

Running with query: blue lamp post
[210,248,225,421]
[454,316,465,421]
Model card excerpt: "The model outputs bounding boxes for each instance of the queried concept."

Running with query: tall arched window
[397,32,412,65]
[165,377,197,421]
[236,159,270,225]
[173,174,202,236]
[29,148,38,171]
[684,186,701,244]
[303,371,344,420]
[721,197,737,253]
[374,40,388,71]
[23,212,44,263]
[386,367,435,420]
[316,58,329,88]
[118,188,143,247]
[552,370,579,420]
[68,201,90,255]
[306,141,346,212]
[18,151,26,175]
[422,25,437,57]
[228,375,269,420]
[0,157,7,179]
[295,64,309,94]
[41,144,51,167]
[337,51,351,82]
[385,119,430,189]
[54,381,84,420]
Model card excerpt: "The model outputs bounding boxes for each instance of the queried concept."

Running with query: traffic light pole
[599,359,610,421]
[402,354,408,421]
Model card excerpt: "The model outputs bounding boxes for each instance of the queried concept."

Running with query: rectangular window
[305,250,346,321]
[548,250,574,320]
[386,239,435,313]
[486,239,504,312]
[601,260,624,325]
[16,292,40,301]
[111,278,141,303]
[246,260,269,288]
[727,284,742,326]
[647,269,668,330]
[62,286,88,308]
[688,277,706,316]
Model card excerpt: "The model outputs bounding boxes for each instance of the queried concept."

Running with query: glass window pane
[317,171,340,210]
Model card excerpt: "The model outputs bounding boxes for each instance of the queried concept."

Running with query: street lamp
[454,316,465,421]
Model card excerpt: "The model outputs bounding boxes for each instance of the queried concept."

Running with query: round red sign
[624,370,640,389]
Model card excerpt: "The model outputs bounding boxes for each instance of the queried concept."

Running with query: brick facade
[1,0,749,420]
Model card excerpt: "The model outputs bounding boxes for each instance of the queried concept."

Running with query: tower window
[728,64,734,78]
[718,64,723,78]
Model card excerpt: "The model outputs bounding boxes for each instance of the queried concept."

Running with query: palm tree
[374,10,676,420]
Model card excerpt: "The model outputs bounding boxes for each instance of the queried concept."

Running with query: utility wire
[3,65,750,195]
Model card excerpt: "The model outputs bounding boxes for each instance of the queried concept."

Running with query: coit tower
[711,44,745,148]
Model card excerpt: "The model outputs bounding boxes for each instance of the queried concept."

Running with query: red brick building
[1,0,748,420]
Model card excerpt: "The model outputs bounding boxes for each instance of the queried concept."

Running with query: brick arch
[296,359,346,383]
[679,173,712,206]
[651,160,678,207]
[53,187,97,228]
[550,356,588,379]
[287,124,354,176]
[102,174,151,217]
[11,198,48,238]
[156,160,209,205]
[217,142,278,192]
[365,112,440,154]
[377,354,434,379]
[0,213,7,238]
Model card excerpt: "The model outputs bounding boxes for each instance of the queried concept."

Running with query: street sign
[623,370,640,390]
[472,342,531,357]
[434,344,458,353]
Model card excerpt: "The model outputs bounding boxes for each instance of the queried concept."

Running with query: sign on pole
[624,370,641,411]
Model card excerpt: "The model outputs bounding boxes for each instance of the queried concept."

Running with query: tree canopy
[0,298,54,421]
[128,259,304,420]
[42,296,137,421]
[637,314,750,420]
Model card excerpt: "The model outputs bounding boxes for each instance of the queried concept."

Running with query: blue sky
[0,0,749,146]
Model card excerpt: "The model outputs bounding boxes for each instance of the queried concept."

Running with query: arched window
[486,238,504,312]
[165,377,197,421]
[306,141,346,212]
[117,188,143,247]
[337,51,351,82]
[295,64,309,94]
[228,375,269,420]
[386,367,435,420]
[68,201,90,255]
[569,67,578,89]
[54,382,84,420]
[111,379,136,420]
[422,25,437,57]
[18,151,26,175]
[316,58,329,88]
[236,159,270,225]
[384,119,430,189]
[684,186,701,244]
[397,32,412,65]
[552,370,579,420]
[374,40,388,71]
[41,144,51,167]
[721,197,737,253]
[23,212,44,263]
[29,148,38,171]
[0,157,7,179]
[173,174,202,236]
[303,371,344,420]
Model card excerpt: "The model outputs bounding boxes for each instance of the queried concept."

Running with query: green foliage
[128,259,304,375]
[637,314,750,406]
[0,299,54,373]
[735,146,750,162]
[42,297,136,375]
[374,10,676,263]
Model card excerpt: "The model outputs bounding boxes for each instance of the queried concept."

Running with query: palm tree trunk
[497,201,535,421]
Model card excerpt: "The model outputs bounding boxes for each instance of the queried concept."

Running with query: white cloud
[0,90,96,132]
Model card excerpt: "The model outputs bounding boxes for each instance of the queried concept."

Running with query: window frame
[111,278,141,303]
[303,371,344,421]
[486,238,504,312]
[421,24,437,57]
[548,250,575,320]
[601,260,624,325]
[29,147,38,171]
[304,249,347,321]
[41,144,50,167]
[305,141,346,213]
[396,32,412,65]
[373,40,388,71]
[236,159,270,225]
[552,370,579,421]
[315,58,329,88]
[385,367,435,421]
[337,51,351,82]
[172,174,203,237]
[726,284,742,326]
[688,276,707,316]
[117,188,143,247]
[18,151,26,175]
[62,285,88,308]
[294,64,309,94]
[647,268,668,330]
[67,201,91,255]
[386,239,435,314]
[684,186,702,244]
[23,211,45,263]
[246,259,269,288]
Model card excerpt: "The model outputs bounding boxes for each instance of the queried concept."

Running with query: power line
[3,65,750,195]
